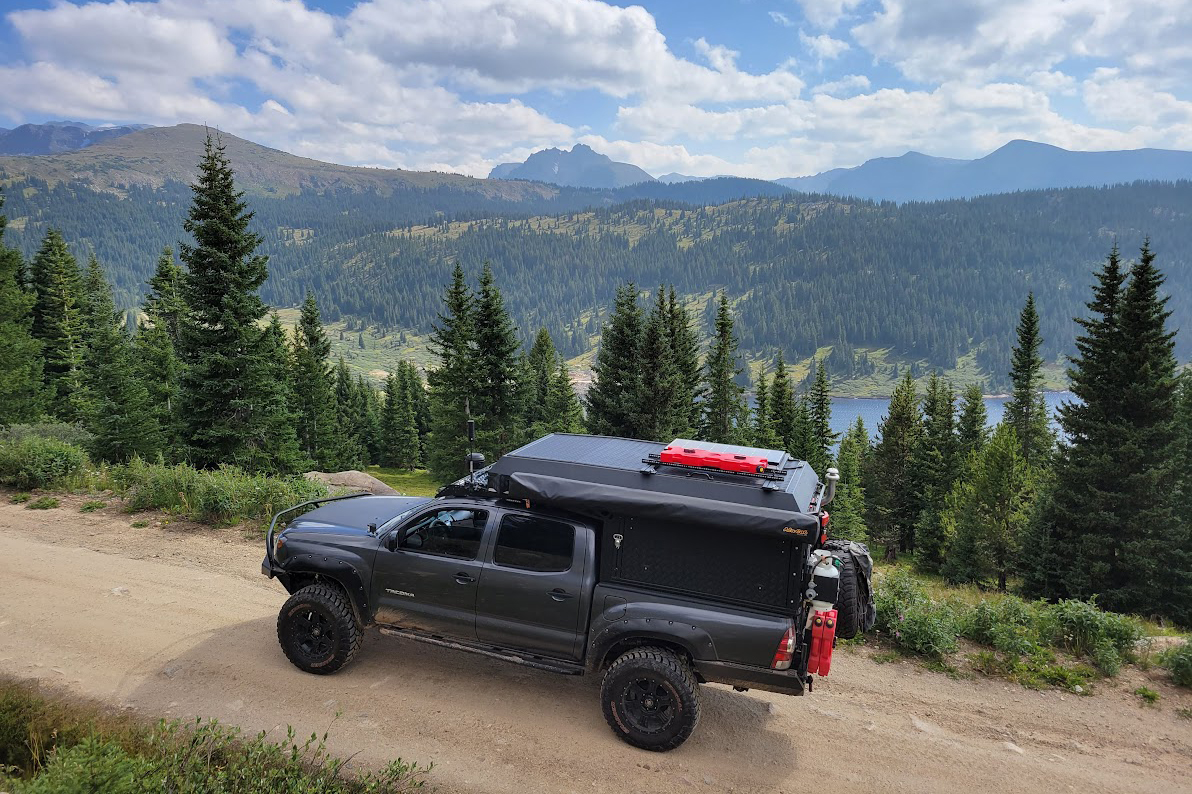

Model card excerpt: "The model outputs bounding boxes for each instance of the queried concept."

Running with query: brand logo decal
[783,526,809,536]
[385,589,415,598]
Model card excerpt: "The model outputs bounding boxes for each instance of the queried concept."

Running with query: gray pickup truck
[262,434,873,751]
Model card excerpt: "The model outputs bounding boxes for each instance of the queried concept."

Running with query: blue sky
[1,0,1189,178]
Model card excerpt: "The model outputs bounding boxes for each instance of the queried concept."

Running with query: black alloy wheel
[277,583,363,674]
[600,646,701,751]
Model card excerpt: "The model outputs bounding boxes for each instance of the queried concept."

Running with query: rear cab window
[493,513,575,573]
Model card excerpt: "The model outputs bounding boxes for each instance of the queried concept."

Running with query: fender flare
[586,617,717,673]
[280,553,372,626]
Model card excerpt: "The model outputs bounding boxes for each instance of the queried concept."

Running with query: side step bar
[378,627,585,676]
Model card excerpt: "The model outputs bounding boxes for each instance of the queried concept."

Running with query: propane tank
[806,549,841,626]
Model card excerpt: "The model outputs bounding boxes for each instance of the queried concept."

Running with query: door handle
[454,572,476,585]
[549,588,575,601]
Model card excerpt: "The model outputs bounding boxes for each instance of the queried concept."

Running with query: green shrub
[10,492,30,504]
[1134,686,1160,706]
[112,459,330,526]
[1040,598,1143,675]
[0,438,88,490]
[0,679,430,792]
[79,500,107,513]
[874,569,958,658]
[25,496,59,510]
[1160,642,1192,688]
[0,422,94,448]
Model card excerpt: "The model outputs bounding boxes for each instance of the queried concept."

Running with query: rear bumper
[694,659,807,696]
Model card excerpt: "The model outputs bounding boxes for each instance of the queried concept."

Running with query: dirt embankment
[1,494,1190,794]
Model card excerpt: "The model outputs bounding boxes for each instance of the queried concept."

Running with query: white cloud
[770,11,795,27]
[796,0,865,29]
[799,30,850,60]
[812,74,870,96]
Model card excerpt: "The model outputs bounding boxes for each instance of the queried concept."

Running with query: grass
[24,496,59,510]
[0,676,430,792]
[79,500,107,513]
[1134,686,1160,706]
[367,467,440,497]
[130,520,149,528]
[10,492,30,504]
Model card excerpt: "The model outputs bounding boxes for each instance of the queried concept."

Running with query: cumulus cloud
[799,30,850,61]
[796,0,865,29]
[812,74,871,96]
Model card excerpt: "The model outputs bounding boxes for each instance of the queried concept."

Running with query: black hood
[287,495,432,533]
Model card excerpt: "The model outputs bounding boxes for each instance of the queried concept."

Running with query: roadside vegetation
[0,677,429,793]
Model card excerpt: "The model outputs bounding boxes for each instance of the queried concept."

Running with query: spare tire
[824,540,861,640]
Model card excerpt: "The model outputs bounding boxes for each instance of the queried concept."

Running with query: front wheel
[277,583,362,674]
[601,647,701,751]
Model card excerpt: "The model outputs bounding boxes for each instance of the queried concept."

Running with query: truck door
[370,505,491,640]
[475,511,589,661]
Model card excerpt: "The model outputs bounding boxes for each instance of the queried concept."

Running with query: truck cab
[263,434,873,751]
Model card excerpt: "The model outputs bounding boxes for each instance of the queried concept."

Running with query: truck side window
[493,514,575,573]
[399,509,488,560]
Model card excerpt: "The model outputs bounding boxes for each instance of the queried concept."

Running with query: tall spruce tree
[545,361,586,434]
[586,283,644,438]
[30,229,86,420]
[0,193,43,425]
[807,359,837,476]
[290,292,338,468]
[525,328,558,429]
[700,293,748,443]
[831,417,871,543]
[955,381,989,463]
[1177,375,1192,532]
[941,423,1032,590]
[472,263,523,458]
[175,132,298,472]
[79,258,162,462]
[666,286,702,433]
[1005,293,1054,468]
[144,247,186,347]
[427,264,476,482]
[768,352,796,452]
[333,357,368,469]
[1109,244,1187,619]
[914,373,957,572]
[869,372,923,561]
[752,370,781,449]
[399,360,431,456]
[638,287,687,441]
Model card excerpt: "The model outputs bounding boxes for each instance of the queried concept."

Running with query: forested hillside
[3,130,1191,392]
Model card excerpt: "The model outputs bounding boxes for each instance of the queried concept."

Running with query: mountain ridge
[488,143,656,188]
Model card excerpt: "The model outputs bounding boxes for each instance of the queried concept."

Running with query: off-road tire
[824,540,861,639]
[277,583,363,675]
[601,646,701,751]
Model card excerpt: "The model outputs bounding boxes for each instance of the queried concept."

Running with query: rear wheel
[601,646,700,751]
[277,583,362,674]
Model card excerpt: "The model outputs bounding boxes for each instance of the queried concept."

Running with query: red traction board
[659,445,768,474]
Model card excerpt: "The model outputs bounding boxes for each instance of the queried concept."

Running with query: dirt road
[1,495,1190,794]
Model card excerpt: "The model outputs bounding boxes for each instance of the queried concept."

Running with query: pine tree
[955,381,989,462]
[1108,243,1187,618]
[941,423,1032,590]
[586,283,644,438]
[0,193,43,426]
[427,264,475,482]
[252,312,304,473]
[1176,376,1192,532]
[525,328,558,429]
[332,357,368,470]
[806,359,837,476]
[30,229,86,420]
[1022,247,1127,602]
[545,360,586,434]
[144,247,186,347]
[831,417,870,543]
[700,293,747,443]
[768,352,796,451]
[638,287,687,441]
[1005,293,1054,468]
[78,258,162,462]
[290,292,338,468]
[666,286,702,433]
[914,373,957,572]
[472,263,523,458]
[789,396,816,463]
[869,372,923,561]
[399,361,431,455]
[752,370,781,449]
[175,132,298,472]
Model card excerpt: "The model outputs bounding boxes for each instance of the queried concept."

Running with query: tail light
[771,627,796,670]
